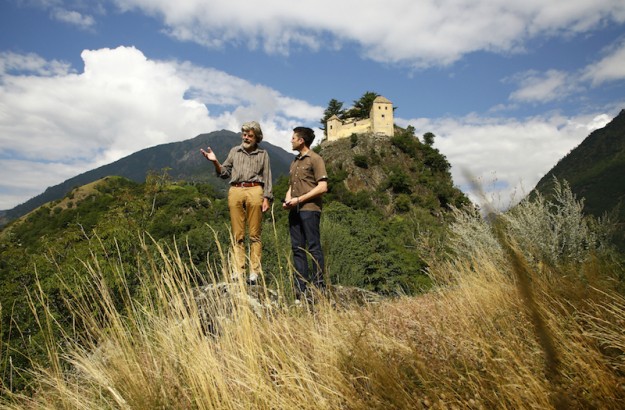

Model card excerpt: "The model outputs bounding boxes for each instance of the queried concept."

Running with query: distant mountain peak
[1,130,293,227]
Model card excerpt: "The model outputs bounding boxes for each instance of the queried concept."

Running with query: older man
[201,121,272,285]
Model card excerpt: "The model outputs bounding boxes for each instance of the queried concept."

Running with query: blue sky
[1,0,624,210]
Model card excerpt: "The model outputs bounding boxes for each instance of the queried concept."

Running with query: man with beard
[201,121,273,285]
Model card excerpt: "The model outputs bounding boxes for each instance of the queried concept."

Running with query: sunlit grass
[2,181,624,409]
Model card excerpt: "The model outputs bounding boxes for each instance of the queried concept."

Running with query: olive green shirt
[289,150,327,212]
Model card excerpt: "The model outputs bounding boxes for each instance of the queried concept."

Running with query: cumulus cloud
[0,47,323,209]
[111,0,625,67]
[396,113,612,209]
[0,45,618,211]
[0,42,619,212]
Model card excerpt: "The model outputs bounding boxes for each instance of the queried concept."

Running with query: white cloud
[111,0,625,67]
[0,46,323,209]
[508,38,625,104]
[17,0,104,28]
[396,112,613,210]
[51,8,96,29]
[0,51,73,76]
[0,41,620,212]
[582,39,625,86]
[508,70,578,103]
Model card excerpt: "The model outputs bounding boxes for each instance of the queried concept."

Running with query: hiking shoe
[246,273,258,286]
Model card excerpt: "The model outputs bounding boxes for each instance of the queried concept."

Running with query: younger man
[282,127,328,296]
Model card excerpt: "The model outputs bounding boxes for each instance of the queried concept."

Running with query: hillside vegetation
[320,127,468,215]
[0,130,466,391]
[534,109,625,251]
[2,178,624,409]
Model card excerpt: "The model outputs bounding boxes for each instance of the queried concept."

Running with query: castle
[326,95,394,142]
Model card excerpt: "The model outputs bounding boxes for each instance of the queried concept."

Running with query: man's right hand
[200,147,217,162]
[282,196,299,210]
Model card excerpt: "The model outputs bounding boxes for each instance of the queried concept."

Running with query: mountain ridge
[0,130,294,226]
[533,108,625,250]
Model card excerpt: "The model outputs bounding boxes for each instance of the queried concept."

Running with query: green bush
[353,154,369,169]
[387,169,411,194]
[395,194,412,213]
[390,129,419,157]
[350,133,358,148]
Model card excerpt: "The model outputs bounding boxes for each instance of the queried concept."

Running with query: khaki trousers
[227,185,263,276]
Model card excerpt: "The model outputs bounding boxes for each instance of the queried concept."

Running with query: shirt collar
[295,150,311,160]
[236,144,264,154]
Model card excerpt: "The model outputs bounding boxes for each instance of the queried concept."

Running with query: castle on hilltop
[326,95,394,142]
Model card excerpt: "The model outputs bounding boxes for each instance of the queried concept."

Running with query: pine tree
[320,98,346,135]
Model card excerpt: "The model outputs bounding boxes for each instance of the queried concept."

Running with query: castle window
[381,114,385,118]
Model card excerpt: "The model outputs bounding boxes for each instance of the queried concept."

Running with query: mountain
[0,130,294,226]
[533,109,625,250]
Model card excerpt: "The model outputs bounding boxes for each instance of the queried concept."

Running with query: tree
[320,99,345,135]
[406,125,416,137]
[345,91,380,120]
[423,132,435,146]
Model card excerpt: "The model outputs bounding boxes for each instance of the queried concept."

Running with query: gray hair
[241,121,263,143]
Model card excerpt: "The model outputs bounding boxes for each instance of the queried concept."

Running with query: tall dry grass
[2,181,624,409]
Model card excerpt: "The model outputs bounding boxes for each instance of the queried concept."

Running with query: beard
[242,140,255,150]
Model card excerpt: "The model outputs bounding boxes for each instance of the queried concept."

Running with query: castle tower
[326,114,341,141]
[370,96,394,137]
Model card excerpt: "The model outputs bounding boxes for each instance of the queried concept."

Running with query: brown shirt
[219,145,273,199]
[289,150,327,212]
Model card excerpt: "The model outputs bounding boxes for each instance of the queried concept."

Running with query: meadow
[2,181,623,409]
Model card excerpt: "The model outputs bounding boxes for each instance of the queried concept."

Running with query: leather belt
[231,181,263,187]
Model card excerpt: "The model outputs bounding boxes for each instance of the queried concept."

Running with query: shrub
[390,128,419,157]
[350,133,358,148]
[501,178,613,267]
[442,178,615,276]
[394,194,412,213]
[387,170,411,194]
[353,154,369,169]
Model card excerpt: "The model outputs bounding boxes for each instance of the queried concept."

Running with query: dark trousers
[289,210,325,294]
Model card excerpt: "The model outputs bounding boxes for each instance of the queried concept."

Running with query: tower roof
[373,95,392,104]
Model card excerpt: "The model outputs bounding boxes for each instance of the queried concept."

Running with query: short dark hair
[293,126,315,147]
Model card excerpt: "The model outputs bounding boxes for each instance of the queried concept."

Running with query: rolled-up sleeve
[262,151,273,200]
[218,148,236,179]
